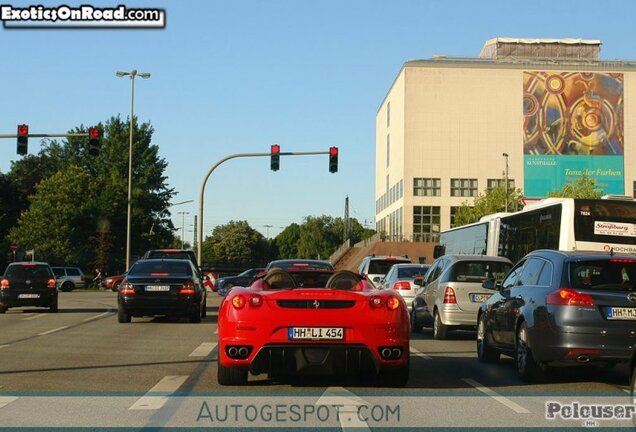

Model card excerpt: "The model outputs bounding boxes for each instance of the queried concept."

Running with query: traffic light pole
[197,150,329,266]
[0,133,89,138]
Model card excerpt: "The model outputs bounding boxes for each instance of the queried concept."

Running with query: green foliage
[201,220,271,265]
[297,216,340,259]
[453,185,525,227]
[274,223,300,259]
[547,175,603,199]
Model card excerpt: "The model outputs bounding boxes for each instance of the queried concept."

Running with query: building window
[386,134,390,167]
[413,178,441,196]
[387,101,390,128]
[487,178,515,191]
[413,206,440,242]
[450,206,459,228]
[386,174,389,193]
[633,181,636,198]
[451,178,477,197]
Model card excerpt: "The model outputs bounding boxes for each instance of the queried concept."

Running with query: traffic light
[17,124,28,155]
[88,127,101,156]
[329,146,338,173]
[270,144,280,171]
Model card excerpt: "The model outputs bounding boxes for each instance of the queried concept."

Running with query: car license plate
[606,307,636,320]
[18,293,40,299]
[470,293,491,303]
[288,327,344,340]
[145,285,170,292]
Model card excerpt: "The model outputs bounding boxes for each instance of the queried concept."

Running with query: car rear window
[130,261,192,275]
[146,251,196,262]
[447,261,512,283]
[570,259,636,291]
[4,264,53,281]
[268,261,334,271]
[397,266,430,278]
[52,268,65,277]
[66,268,81,276]
[368,259,411,275]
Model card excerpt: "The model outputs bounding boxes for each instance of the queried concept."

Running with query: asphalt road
[0,291,634,429]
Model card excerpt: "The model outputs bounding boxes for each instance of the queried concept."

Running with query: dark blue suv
[477,250,636,381]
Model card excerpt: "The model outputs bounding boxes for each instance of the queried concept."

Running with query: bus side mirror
[433,245,445,259]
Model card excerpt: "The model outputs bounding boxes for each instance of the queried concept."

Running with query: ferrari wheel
[477,314,499,363]
[433,310,448,340]
[217,357,248,386]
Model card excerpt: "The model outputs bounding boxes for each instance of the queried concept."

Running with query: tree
[9,166,97,265]
[274,223,300,259]
[453,185,525,227]
[201,220,270,266]
[547,175,603,199]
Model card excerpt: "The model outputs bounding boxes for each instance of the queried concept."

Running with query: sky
[2,0,636,241]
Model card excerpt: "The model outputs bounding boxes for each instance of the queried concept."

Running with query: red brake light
[386,296,400,310]
[393,281,411,290]
[369,296,383,308]
[609,259,636,263]
[443,287,457,304]
[232,295,246,309]
[47,278,56,288]
[119,280,135,296]
[179,281,195,295]
[249,294,263,307]
[546,289,595,307]
[1,279,9,289]
[151,273,169,276]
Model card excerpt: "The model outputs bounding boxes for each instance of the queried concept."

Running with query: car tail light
[386,296,400,310]
[566,348,600,357]
[47,278,56,288]
[81,275,85,281]
[119,280,135,296]
[248,294,263,307]
[232,295,246,309]
[179,281,195,295]
[393,281,411,290]
[546,289,595,307]
[369,296,383,308]
[609,259,636,263]
[1,279,9,289]
[443,287,457,304]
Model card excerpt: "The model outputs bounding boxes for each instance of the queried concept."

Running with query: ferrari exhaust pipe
[392,348,402,359]
[381,348,392,359]
[228,346,239,358]
[238,347,249,358]
[576,355,590,363]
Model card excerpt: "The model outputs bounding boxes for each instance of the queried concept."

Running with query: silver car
[51,266,86,291]
[379,263,431,312]
[412,255,512,339]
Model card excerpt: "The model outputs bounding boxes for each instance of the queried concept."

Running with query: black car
[0,262,58,313]
[117,259,206,323]
[265,259,334,271]
[477,250,636,381]
[215,268,265,292]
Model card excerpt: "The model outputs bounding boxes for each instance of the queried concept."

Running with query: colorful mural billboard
[523,71,624,197]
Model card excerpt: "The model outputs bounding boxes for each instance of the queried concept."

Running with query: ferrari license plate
[145,285,170,292]
[606,307,636,320]
[288,327,344,340]
[18,293,40,299]
[470,293,491,303]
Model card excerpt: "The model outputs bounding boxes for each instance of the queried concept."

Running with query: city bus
[437,197,636,263]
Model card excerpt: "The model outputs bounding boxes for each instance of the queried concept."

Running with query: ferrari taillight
[119,280,135,296]
[386,296,400,310]
[249,294,263,307]
[47,278,56,288]
[369,296,383,308]
[232,295,246,309]
[443,287,457,304]
[179,281,195,295]
[369,295,401,310]
[1,279,9,289]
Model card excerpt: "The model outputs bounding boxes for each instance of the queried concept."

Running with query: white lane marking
[316,386,370,431]
[409,346,432,360]
[83,311,112,321]
[38,326,68,336]
[23,314,47,321]
[214,328,218,334]
[129,375,189,410]
[0,344,9,349]
[462,378,530,414]
[189,342,217,357]
[0,396,18,409]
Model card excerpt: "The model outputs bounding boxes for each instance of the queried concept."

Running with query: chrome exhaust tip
[227,346,239,358]
[238,347,249,358]
[392,348,402,359]
[576,354,590,363]
[381,348,392,359]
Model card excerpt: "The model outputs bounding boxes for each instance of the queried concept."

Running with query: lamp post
[502,152,509,212]
[116,69,151,270]
[178,211,190,248]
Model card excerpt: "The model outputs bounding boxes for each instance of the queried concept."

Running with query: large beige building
[376,38,636,242]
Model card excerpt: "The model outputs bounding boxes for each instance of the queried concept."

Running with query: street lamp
[502,152,509,212]
[116,69,151,270]
[178,211,190,248]
[149,199,194,237]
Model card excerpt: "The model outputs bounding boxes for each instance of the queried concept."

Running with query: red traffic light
[329,146,338,156]
[89,127,100,138]
[271,144,280,155]
[17,124,28,135]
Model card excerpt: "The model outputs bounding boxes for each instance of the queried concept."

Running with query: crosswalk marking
[0,396,18,409]
[189,342,217,357]
[38,326,67,336]
[462,378,530,414]
[409,346,432,359]
[129,376,189,410]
